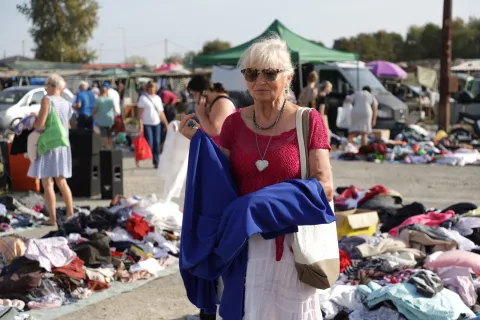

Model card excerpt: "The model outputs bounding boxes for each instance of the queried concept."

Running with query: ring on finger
[188,120,199,130]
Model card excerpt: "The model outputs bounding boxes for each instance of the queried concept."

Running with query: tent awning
[193,20,358,66]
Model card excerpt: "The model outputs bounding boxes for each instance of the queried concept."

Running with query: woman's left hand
[196,96,207,116]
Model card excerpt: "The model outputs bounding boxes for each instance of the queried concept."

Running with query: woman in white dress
[180,36,333,320]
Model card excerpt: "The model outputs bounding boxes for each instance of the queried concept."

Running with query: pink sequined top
[219,109,331,261]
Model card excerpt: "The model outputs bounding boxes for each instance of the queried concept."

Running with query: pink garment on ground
[219,109,330,260]
[388,211,456,237]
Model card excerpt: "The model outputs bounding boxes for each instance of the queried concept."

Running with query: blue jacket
[180,130,336,320]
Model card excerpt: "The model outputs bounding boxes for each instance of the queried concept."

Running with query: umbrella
[366,60,408,79]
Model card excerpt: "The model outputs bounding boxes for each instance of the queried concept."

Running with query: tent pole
[298,55,303,96]
[356,60,360,90]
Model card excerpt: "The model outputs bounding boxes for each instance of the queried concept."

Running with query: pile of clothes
[0,193,182,319]
[0,193,49,233]
[322,185,480,319]
[333,124,480,166]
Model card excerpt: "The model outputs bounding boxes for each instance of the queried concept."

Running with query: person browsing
[74,81,95,129]
[94,86,115,150]
[137,81,169,169]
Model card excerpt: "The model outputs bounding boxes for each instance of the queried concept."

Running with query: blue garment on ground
[74,90,95,116]
[367,282,474,320]
[180,130,336,320]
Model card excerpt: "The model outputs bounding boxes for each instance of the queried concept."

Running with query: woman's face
[45,81,54,95]
[243,66,291,103]
[189,90,201,102]
[147,85,156,95]
[325,85,332,95]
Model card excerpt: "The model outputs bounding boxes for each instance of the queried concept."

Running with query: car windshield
[342,68,388,93]
[0,89,28,104]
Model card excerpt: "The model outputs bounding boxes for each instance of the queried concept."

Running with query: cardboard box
[336,208,379,239]
[372,129,390,142]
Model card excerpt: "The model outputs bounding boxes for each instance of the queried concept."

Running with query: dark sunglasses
[241,68,284,82]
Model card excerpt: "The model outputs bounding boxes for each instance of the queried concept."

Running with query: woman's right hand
[179,113,200,140]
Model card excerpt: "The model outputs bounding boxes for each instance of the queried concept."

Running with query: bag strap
[296,107,312,179]
[144,94,161,113]
[208,95,235,112]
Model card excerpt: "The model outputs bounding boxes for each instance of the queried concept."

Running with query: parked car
[0,86,74,130]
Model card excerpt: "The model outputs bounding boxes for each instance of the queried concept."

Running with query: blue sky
[1,0,478,64]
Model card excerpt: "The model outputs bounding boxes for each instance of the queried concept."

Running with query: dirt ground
[17,157,479,320]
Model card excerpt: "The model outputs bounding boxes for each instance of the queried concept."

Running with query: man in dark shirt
[74,81,96,129]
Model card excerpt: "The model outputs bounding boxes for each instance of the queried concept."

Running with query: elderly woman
[347,85,378,146]
[186,76,236,145]
[180,36,333,320]
[28,74,74,226]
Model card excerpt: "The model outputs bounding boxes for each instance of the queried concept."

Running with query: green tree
[333,31,405,61]
[182,51,197,66]
[164,53,183,64]
[200,40,231,55]
[17,0,99,63]
[311,40,325,47]
[125,55,149,65]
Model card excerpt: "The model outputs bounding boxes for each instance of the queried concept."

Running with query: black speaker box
[0,141,11,192]
[68,153,100,198]
[69,129,102,157]
[99,150,123,200]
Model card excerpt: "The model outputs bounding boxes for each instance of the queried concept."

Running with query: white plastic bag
[336,102,353,129]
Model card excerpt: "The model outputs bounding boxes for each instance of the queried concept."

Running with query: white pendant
[255,160,269,172]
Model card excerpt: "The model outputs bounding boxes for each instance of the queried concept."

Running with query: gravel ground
[17,156,480,320]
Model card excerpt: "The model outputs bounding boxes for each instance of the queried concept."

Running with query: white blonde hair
[46,74,66,90]
[238,35,294,76]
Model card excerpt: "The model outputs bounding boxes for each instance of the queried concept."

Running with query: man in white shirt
[103,82,121,115]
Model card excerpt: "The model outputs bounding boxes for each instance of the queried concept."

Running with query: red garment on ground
[52,256,86,279]
[339,250,351,272]
[126,214,152,240]
[87,280,110,292]
[219,110,331,261]
[388,210,456,237]
[334,185,388,209]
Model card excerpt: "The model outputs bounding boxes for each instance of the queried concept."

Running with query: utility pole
[438,0,452,130]
[165,39,168,62]
[22,40,25,56]
[99,43,104,63]
[117,27,127,62]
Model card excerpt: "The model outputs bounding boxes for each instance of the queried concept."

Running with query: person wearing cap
[74,81,95,129]
[103,81,121,115]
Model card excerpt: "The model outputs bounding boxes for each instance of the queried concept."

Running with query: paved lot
[16,156,480,320]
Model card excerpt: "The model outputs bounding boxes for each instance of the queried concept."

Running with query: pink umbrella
[153,63,182,73]
[366,60,408,79]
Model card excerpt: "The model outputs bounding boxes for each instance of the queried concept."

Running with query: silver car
[0,86,74,129]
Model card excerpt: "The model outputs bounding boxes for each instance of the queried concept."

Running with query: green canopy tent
[193,19,358,88]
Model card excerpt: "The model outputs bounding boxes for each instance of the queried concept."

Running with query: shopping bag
[112,115,125,133]
[37,100,70,156]
[133,136,152,162]
[293,107,339,289]
[336,102,353,129]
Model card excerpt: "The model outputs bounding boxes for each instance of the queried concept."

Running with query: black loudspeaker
[68,153,100,198]
[67,129,102,198]
[99,150,123,200]
[69,129,102,157]
[0,141,11,192]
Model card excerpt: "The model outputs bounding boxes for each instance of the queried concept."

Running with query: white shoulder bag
[292,107,340,289]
